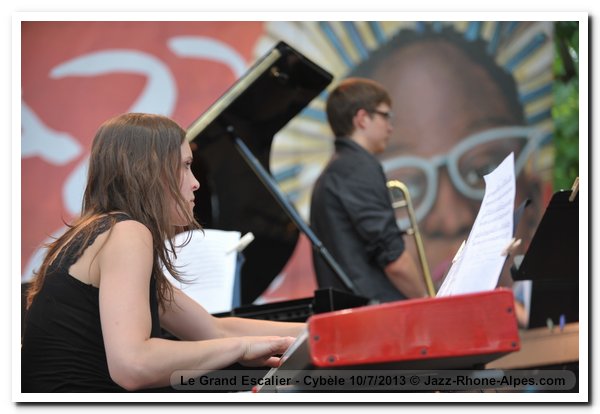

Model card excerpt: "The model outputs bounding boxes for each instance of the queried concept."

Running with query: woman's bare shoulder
[111,218,150,233]
[96,218,154,281]
[103,219,153,252]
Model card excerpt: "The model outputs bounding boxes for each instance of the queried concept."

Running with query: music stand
[513,188,579,328]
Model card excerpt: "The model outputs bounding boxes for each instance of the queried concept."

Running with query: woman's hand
[238,336,296,368]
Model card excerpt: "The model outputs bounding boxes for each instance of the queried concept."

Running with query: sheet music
[437,153,516,296]
[164,229,241,313]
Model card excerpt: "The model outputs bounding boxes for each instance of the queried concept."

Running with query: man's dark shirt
[310,138,408,302]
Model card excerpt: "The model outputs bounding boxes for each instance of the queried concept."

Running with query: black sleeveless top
[21,213,164,392]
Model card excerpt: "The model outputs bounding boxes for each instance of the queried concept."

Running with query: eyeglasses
[381,125,546,230]
[370,110,394,123]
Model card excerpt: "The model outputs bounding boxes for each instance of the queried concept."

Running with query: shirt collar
[334,137,378,161]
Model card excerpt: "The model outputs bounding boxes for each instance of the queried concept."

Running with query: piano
[255,289,521,392]
[186,41,335,305]
[186,40,366,317]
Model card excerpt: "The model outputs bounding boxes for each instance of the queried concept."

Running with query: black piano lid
[186,41,333,304]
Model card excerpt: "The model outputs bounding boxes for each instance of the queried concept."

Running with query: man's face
[362,103,394,155]
[371,39,540,283]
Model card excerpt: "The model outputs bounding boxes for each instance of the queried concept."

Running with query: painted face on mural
[371,39,542,284]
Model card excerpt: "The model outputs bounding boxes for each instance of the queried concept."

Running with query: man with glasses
[310,77,427,302]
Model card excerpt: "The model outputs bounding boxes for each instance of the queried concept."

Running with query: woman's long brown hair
[26,113,200,309]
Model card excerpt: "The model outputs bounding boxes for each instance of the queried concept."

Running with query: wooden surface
[486,322,579,369]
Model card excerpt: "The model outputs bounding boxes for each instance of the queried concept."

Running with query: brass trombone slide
[387,180,436,297]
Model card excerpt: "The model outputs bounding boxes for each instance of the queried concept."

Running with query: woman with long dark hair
[22,113,302,392]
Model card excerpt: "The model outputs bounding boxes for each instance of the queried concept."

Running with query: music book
[436,152,516,297]
[164,229,242,314]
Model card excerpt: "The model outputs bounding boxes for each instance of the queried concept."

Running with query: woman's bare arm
[98,220,294,391]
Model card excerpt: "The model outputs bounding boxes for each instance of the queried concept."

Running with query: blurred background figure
[310,78,427,302]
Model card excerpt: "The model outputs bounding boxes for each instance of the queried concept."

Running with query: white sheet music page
[436,152,516,297]
[164,229,241,313]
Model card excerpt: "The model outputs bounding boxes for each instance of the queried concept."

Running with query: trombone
[387,180,436,297]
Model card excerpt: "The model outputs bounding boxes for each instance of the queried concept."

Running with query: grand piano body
[186,41,333,305]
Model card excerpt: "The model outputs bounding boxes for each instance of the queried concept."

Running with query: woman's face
[371,40,539,283]
[171,141,200,226]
